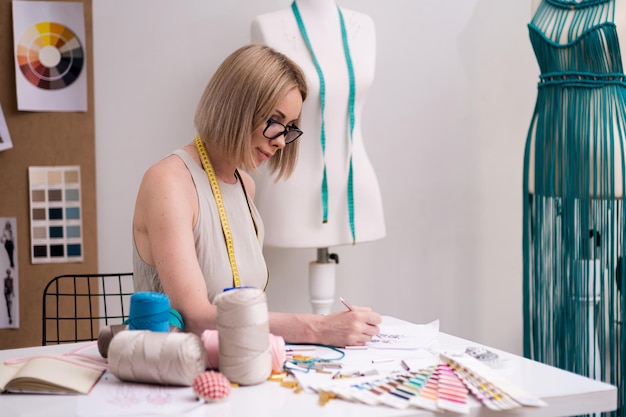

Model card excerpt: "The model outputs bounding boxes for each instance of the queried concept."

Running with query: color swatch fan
[16,22,83,90]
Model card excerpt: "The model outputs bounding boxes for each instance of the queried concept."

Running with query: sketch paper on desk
[368,316,439,350]
[76,372,204,417]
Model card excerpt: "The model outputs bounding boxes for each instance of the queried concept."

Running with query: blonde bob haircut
[194,44,308,180]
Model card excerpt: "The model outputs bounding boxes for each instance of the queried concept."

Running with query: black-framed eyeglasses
[263,118,303,144]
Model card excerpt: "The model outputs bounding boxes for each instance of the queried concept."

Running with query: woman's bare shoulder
[142,153,191,186]
[136,153,197,216]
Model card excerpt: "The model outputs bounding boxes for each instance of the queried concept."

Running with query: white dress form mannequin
[252,0,385,313]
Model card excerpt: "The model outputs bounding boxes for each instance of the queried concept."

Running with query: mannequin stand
[308,248,339,315]
[572,259,603,381]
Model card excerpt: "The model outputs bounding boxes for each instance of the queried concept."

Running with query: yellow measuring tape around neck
[194,135,241,288]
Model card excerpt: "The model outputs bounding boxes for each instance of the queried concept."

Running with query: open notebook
[0,355,105,394]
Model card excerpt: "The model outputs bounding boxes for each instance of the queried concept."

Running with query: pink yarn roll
[201,329,286,373]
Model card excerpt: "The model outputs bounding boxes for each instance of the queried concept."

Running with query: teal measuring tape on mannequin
[291,1,356,243]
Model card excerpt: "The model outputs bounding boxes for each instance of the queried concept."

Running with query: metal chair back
[42,273,134,345]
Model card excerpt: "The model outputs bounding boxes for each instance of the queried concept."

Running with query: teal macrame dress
[523,0,626,414]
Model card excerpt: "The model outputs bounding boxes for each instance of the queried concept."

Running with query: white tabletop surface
[0,316,617,417]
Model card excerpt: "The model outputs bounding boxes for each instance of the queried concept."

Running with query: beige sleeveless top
[133,149,268,303]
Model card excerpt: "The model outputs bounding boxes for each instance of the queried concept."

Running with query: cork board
[0,0,96,349]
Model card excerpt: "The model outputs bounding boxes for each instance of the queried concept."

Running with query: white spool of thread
[108,330,207,386]
[214,287,271,385]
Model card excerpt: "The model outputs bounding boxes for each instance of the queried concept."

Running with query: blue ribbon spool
[128,292,171,332]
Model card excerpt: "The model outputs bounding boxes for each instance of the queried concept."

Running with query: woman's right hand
[316,305,382,347]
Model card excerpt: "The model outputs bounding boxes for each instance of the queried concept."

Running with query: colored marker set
[312,353,547,413]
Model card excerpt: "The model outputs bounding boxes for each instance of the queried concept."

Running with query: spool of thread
[97,322,182,359]
[200,329,286,373]
[127,292,171,332]
[214,287,271,385]
[97,324,128,358]
[108,330,207,386]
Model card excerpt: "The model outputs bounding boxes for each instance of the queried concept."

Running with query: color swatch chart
[441,352,547,410]
[28,166,83,264]
[312,354,546,413]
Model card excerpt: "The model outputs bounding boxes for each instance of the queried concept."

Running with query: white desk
[0,318,617,417]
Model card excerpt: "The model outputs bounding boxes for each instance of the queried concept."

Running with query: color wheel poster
[12,1,87,112]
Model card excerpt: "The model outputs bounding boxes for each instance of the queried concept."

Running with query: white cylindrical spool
[309,261,336,315]
[572,259,604,301]
[214,287,271,386]
[571,259,605,380]
[108,330,207,386]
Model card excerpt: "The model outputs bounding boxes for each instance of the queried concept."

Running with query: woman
[132,44,381,346]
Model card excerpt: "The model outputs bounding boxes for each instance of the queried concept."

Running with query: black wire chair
[42,273,134,345]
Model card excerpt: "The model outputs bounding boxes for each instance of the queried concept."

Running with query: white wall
[93,0,537,355]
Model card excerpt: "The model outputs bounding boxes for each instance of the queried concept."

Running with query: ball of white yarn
[214,287,272,386]
[108,330,207,386]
